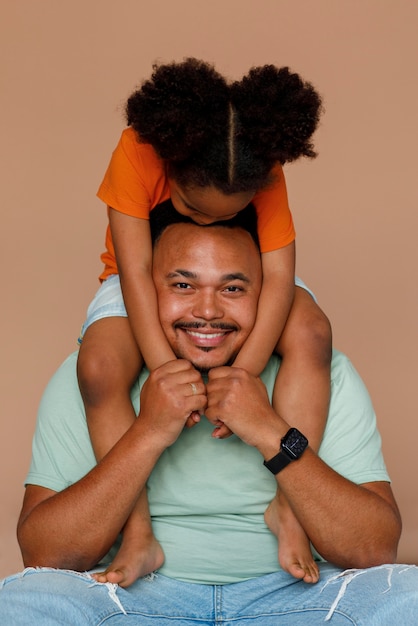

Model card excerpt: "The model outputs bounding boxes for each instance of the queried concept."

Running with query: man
[1,203,417,624]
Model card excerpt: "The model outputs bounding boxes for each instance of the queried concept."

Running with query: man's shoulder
[330,349,371,400]
[37,351,84,427]
[260,355,281,400]
[41,351,80,402]
[262,350,363,394]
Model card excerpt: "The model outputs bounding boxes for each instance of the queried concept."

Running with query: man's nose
[192,290,223,320]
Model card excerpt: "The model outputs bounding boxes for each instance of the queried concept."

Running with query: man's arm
[17,360,206,572]
[205,366,401,569]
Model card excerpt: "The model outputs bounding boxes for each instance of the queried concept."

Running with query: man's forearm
[206,366,402,569]
[18,422,164,571]
[18,360,206,571]
[273,449,401,568]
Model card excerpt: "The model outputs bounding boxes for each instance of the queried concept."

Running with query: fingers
[141,360,207,430]
[212,422,233,439]
[205,366,275,448]
[182,370,207,419]
[206,365,233,381]
[185,411,201,429]
[185,379,205,400]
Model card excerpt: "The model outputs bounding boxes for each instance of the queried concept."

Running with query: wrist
[131,417,171,459]
[252,411,290,460]
[263,427,309,475]
[232,357,263,378]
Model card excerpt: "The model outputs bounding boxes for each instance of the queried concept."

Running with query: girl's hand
[210,422,233,439]
[185,410,204,429]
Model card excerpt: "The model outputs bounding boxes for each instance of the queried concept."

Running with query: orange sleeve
[97,128,171,280]
[97,127,170,218]
[253,164,296,253]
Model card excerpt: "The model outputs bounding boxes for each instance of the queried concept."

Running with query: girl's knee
[77,320,141,407]
[279,300,332,367]
[77,345,138,407]
[302,309,332,364]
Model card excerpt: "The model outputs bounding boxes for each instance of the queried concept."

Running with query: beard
[189,348,236,375]
[170,321,241,373]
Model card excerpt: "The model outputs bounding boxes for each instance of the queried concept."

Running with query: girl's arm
[109,207,176,370]
[233,241,295,376]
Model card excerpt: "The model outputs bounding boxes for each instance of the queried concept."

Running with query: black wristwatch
[263,427,309,475]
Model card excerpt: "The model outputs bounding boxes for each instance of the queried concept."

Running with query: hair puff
[126,58,229,162]
[230,65,323,165]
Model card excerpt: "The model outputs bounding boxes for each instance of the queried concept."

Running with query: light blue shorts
[79,275,127,342]
[78,274,317,344]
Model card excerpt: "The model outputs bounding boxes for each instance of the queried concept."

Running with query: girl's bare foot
[264,494,319,584]
[93,533,165,588]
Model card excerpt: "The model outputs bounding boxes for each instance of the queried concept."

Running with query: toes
[91,571,109,583]
[287,562,307,580]
[104,568,128,586]
[284,560,320,584]
[303,564,320,584]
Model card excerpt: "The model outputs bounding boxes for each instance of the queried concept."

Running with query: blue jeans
[1,563,418,624]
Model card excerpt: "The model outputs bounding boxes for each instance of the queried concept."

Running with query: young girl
[78,58,332,588]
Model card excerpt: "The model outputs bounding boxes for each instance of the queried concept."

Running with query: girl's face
[169,179,255,225]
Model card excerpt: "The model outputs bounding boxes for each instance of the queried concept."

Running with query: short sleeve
[252,164,296,253]
[97,127,169,219]
[26,352,142,492]
[26,353,96,491]
[319,351,390,485]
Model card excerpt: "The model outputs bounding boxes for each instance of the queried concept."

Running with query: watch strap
[263,450,292,475]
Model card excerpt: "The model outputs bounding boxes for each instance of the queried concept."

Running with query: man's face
[153,223,262,372]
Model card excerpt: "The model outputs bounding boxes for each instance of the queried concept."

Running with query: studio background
[1,0,417,577]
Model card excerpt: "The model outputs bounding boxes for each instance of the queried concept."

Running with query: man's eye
[224,285,242,293]
[175,282,191,289]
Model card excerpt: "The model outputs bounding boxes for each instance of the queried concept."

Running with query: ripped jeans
[1,563,418,625]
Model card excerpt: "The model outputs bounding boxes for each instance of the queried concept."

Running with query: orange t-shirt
[97,127,295,281]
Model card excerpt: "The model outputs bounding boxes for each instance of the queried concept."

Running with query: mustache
[174,321,239,332]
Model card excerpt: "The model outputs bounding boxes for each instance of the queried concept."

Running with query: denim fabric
[78,274,128,343]
[1,563,418,625]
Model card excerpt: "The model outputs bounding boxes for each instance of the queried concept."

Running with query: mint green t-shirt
[27,350,389,584]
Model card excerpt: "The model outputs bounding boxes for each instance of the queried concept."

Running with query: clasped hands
[139,359,277,451]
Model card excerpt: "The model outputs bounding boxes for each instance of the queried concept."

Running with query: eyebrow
[167,270,197,279]
[221,272,250,283]
[167,269,250,283]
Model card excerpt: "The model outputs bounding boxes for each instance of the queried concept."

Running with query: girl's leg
[77,317,142,456]
[264,287,332,584]
[77,316,164,587]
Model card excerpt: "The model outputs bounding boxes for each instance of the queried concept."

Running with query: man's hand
[139,360,207,447]
[206,366,283,451]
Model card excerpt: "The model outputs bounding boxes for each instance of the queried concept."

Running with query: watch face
[282,428,309,459]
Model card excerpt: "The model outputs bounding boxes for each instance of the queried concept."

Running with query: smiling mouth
[187,330,226,339]
[175,323,237,348]
[183,328,231,348]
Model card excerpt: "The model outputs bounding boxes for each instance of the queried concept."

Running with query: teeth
[187,330,225,339]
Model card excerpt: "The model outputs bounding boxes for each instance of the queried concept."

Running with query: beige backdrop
[1,0,417,578]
